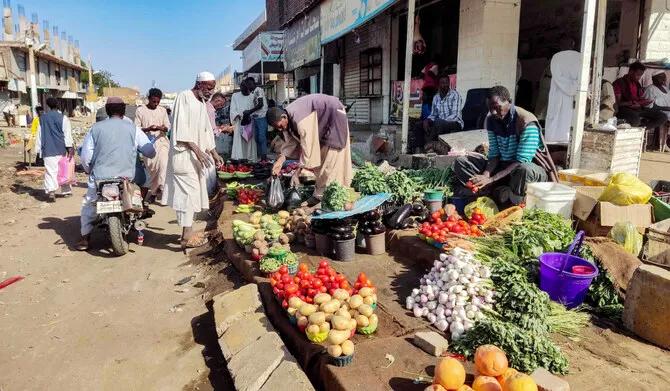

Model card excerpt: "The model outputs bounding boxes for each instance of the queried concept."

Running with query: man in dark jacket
[35,98,74,202]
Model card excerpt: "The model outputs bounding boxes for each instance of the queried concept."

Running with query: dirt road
[0,143,236,391]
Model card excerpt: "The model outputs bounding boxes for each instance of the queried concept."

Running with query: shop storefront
[243,31,288,103]
[320,0,396,126]
[284,6,321,97]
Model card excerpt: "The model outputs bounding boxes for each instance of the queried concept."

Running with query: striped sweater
[487,123,541,163]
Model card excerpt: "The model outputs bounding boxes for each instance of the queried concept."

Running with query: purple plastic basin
[538,252,599,308]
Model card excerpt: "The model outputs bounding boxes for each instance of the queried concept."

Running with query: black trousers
[617,106,667,129]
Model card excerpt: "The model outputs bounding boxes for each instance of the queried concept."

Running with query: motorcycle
[95,178,149,256]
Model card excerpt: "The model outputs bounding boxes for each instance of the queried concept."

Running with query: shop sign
[390,79,423,124]
[284,7,321,71]
[320,0,396,44]
[243,32,285,72]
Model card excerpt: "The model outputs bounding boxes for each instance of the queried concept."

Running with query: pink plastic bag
[57,156,76,186]
[242,123,254,142]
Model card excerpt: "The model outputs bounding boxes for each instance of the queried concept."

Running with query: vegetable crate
[558,169,609,186]
[579,127,644,176]
[644,219,670,268]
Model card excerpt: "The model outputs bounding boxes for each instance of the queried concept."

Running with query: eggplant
[400,216,415,230]
[340,232,355,240]
[313,209,325,216]
[330,232,344,240]
[388,204,413,229]
[331,225,352,233]
[371,225,386,235]
[362,227,373,235]
[412,203,426,215]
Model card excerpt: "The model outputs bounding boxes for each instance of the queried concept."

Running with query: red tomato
[304,297,313,304]
[293,276,300,283]
[319,286,328,293]
[340,280,351,290]
[281,274,291,284]
[354,282,362,290]
[312,279,323,288]
[319,260,329,268]
[299,280,310,289]
[276,282,284,290]
[273,287,280,295]
[279,265,289,275]
[307,288,317,297]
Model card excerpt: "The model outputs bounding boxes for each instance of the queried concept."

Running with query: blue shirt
[427,89,463,128]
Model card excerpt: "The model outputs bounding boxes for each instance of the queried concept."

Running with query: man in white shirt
[34,98,74,202]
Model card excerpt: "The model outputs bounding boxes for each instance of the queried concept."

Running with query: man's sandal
[180,233,209,254]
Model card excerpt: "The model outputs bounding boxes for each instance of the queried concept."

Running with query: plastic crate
[650,180,670,204]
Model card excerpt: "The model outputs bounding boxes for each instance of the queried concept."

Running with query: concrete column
[640,0,670,60]
[456,0,520,99]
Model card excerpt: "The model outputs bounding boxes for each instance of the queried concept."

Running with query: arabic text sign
[320,0,396,44]
[284,7,321,71]
[243,32,285,71]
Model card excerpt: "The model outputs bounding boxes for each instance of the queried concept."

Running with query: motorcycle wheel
[108,215,129,256]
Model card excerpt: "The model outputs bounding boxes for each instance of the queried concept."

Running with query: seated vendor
[453,86,547,205]
[410,75,463,153]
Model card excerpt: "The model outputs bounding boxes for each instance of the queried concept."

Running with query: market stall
[215,157,670,390]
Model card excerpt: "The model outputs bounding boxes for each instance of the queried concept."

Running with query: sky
[23,0,266,93]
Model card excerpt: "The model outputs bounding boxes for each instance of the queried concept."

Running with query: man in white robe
[229,79,257,161]
[163,72,223,250]
[545,49,581,144]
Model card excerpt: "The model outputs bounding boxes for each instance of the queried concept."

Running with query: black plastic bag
[284,186,303,210]
[267,176,285,210]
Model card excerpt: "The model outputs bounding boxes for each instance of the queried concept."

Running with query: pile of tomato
[221,163,253,173]
[270,261,353,308]
[237,187,263,204]
[468,207,487,225]
[418,209,484,242]
[352,272,375,294]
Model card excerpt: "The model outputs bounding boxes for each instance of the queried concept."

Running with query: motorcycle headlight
[101,184,120,201]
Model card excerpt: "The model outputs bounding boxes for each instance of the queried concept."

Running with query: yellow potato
[363,296,375,305]
[320,299,341,314]
[306,324,320,334]
[335,308,352,319]
[355,314,369,327]
[349,309,358,319]
[331,315,350,331]
[327,329,350,345]
[297,316,309,328]
[358,304,374,317]
[333,289,350,302]
[313,293,332,305]
[299,304,317,317]
[358,287,374,298]
[319,322,331,333]
[308,311,326,325]
[348,294,364,309]
[325,313,333,322]
[348,319,357,330]
[341,340,354,356]
[288,297,304,309]
[368,314,378,328]
[327,344,343,358]
[287,307,298,316]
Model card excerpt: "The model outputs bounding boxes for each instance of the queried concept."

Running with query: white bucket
[526,182,576,219]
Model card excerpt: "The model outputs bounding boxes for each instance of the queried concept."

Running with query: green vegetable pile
[259,245,298,273]
[503,209,575,262]
[322,182,354,211]
[404,167,453,196]
[452,318,569,374]
[581,245,624,318]
[352,163,389,195]
[462,212,592,375]
[386,170,419,204]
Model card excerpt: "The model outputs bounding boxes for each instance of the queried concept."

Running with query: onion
[405,297,415,310]
[439,253,448,261]
[444,308,452,317]
[427,313,437,324]
[427,301,437,311]
[438,292,448,304]
[412,288,419,296]
[421,307,429,317]
[413,305,423,318]
[435,319,448,331]
[420,294,428,304]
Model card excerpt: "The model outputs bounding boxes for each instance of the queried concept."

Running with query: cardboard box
[572,186,653,236]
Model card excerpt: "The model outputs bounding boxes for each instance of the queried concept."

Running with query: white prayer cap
[196,71,215,82]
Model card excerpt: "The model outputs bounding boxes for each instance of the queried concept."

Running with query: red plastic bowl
[571,265,595,275]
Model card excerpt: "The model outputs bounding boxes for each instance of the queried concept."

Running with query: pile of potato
[284,208,312,244]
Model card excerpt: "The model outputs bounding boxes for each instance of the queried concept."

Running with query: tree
[81,69,120,95]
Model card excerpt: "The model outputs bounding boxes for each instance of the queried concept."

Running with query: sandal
[75,236,89,251]
[180,232,209,253]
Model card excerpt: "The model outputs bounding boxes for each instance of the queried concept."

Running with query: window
[360,48,382,97]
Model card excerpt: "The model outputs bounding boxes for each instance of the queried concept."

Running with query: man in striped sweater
[454,86,547,206]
